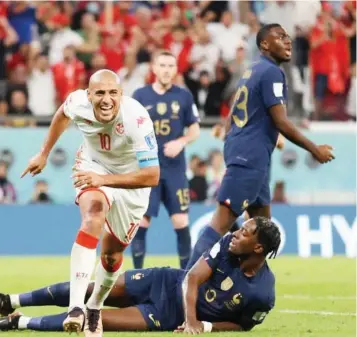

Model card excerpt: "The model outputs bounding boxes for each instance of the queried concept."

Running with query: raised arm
[21,104,70,177]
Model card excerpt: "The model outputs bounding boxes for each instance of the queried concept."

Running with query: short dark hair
[256,23,282,49]
[253,216,281,259]
[153,49,176,61]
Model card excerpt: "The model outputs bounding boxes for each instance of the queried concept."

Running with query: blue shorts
[217,165,270,216]
[125,267,185,331]
[145,171,189,217]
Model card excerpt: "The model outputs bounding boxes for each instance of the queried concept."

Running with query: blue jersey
[197,234,275,330]
[133,85,199,172]
[224,56,288,171]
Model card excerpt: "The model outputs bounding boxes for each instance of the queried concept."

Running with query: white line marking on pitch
[279,309,356,317]
[279,295,356,300]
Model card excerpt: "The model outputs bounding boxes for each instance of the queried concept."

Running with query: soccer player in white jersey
[21,70,160,337]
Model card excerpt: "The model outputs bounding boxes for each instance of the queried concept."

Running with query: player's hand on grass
[176,320,204,334]
[164,139,185,158]
[72,171,105,189]
[312,145,335,164]
[21,153,48,178]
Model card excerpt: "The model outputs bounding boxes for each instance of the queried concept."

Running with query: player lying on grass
[0,217,280,333]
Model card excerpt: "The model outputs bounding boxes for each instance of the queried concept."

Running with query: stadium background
[0,1,355,336]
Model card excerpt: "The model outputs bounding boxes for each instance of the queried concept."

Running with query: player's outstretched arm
[21,104,70,178]
[181,257,213,334]
[269,105,335,164]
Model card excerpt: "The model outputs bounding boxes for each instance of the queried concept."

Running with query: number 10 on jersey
[98,133,111,151]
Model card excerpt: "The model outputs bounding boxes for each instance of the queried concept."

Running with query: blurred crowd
[0,0,355,128]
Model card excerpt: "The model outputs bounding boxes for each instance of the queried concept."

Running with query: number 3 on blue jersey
[232,85,249,128]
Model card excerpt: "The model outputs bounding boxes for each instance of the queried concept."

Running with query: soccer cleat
[0,312,20,331]
[63,307,85,334]
[84,308,103,337]
[0,293,14,316]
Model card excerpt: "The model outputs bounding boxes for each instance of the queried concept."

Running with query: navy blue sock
[27,312,67,331]
[19,282,70,307]
[185,226,221,270]
[131,227,148,269]
[175,227,192,269]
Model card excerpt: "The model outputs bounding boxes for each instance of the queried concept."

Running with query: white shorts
[74,158,151,246]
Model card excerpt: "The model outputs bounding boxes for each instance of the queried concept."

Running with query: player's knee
[101,252,123,273]
[171,214,188,229]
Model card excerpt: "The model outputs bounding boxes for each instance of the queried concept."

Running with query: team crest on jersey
[221,277,234,291]
[116,123,124,135]
[171,101,180,119]
[157,102,167,115]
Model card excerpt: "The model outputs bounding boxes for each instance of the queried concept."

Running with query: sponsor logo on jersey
[116,123,124,135]
[136,116,147,127]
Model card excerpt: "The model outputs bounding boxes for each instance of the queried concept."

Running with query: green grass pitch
[0,256,355,337]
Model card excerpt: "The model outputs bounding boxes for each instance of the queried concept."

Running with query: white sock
[69,242,97,311]
[18,316,31,330]
[86,259,122,310]
[9,295,20,308]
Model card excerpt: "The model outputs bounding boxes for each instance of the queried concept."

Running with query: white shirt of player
[63,89,158,175]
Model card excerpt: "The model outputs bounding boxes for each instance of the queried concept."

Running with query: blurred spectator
[245,12,261,64]
[164,25,193,74]
[206,150,225,201]
[347,63,356,120]
[206,10,248,64]
[309,5,350,120]
[186,67,230,117]
[198,1,228,23]
[30,180,53,204]
[75,12,100,67]
[0,160,16,204]
[8,2,36,45]
[99,25,126,72]
[52,45,86,103]
[7,42,30,72]
[341,0,356,120]
[48,13,84,65]
[189,25,220,79]
[0,65,27,116]
[0,16,18,105]
[0,0,352,124]
[8,89,32,116]
[27,52,56,117]
[189,160,208,202]
[272,181,288,204]
[118,49,149,97]
[224,41,248,101]
[87,52,107,80]
[187,154,201,180]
